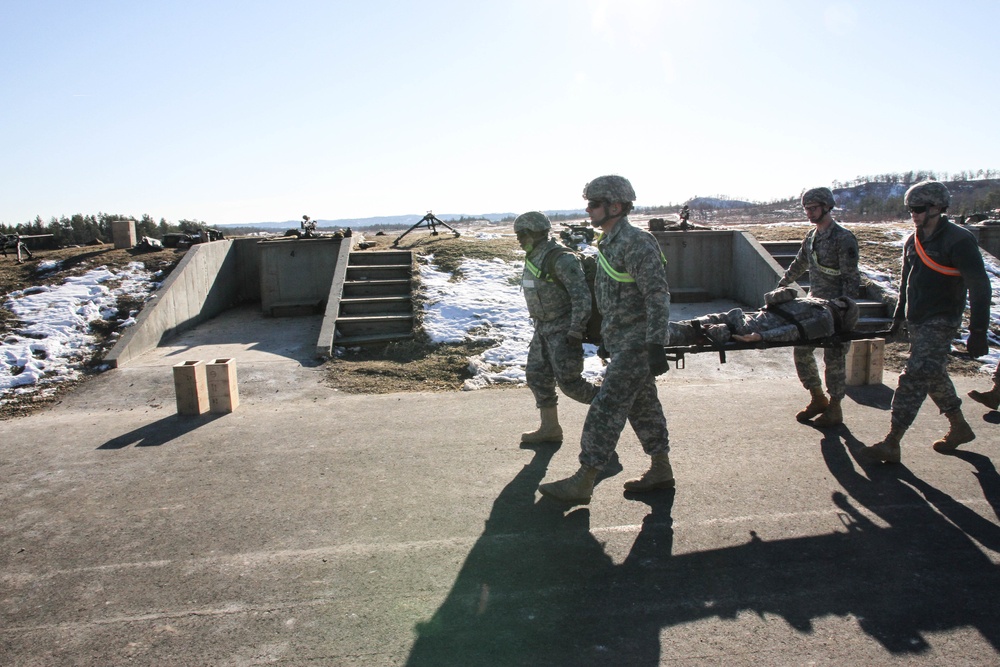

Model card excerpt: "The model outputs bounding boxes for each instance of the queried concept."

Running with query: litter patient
[667,287,860,346]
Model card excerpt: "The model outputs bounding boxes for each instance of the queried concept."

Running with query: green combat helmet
[905,180,951,210]
[801,187,836,209]
[582,175,636,203]
[513,211,552,233]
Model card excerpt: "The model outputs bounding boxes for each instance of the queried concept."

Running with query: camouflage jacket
[744,298,840,343]
[594,217,671,352]
[894,217,991,330]
[522,238,592,336]
[779,221,860,299]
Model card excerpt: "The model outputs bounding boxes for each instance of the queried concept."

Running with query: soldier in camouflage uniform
[515,211,599,444]
[538,175,673,504]
[864,180,992,463]
[778,187,860,427]
[667,288,859,347]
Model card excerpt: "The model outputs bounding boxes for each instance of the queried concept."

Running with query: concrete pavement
[2,306,999,666]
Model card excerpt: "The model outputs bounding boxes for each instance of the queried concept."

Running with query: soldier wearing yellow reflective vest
[515,211,599,444]
[778,186,860,427]
[539,175,673,505]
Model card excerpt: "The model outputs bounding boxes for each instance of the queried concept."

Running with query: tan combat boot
[862,424,906,463]
[538,465,599,504]
[796,387,829,423]
[813,397,843,427]
[521,406,563,444]
[932,409,975,453]
[623,453,675,492]
[968,384,1000,411]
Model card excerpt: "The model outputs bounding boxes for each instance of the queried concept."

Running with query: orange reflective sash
[913,233,960,277]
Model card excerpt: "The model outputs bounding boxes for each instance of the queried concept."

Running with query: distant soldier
[778,187,860,427]
[539,175,673,504]
[864,180,992,463]
[0,232,33,263]
[514,211,598,444]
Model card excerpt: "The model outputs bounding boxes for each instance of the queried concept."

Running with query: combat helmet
[582,175,636,203]
[513,211,551,233]
[905,180,950,210]
[801,187,835,209]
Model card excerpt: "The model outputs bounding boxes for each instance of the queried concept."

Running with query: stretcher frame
[663,329,892,369]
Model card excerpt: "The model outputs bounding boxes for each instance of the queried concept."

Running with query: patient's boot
[521,406,562,444]
[862,424,906,463]
[623,453,675,492]
[968,383,1000,410]
[932,409,975,453]
[813,397,843,427]
[796,387,829,423]
[538,465,599,504]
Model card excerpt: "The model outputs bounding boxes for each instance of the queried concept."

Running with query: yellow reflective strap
[597,250,635,283]
[525,258,543,278]
[811,250,841,276]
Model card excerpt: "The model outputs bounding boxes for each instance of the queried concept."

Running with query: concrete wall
[973,224,1000,260]
[106,240,249,368]
[655,230,733,298]
[258,237,344,315]
[652,229,787,308]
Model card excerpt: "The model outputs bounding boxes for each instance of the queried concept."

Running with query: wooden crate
[206,358,240,413]
[846,339,885,386]
[173,360,209,415]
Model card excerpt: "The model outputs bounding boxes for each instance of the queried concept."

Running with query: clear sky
[2,0,998,226]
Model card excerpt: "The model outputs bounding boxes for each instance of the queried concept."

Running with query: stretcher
[663,329,892,369]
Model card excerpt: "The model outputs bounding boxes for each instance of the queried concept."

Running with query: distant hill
[220,210,588,231]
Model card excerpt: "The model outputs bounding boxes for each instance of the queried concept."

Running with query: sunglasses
[908,205,930,214]
[587,200,607,209]
[803,204,823,213]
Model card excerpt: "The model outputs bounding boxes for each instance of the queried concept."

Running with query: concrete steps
[334,251,415,346]
[759,240,891,333]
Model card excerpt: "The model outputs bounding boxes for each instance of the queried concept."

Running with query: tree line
[0,214,213,246]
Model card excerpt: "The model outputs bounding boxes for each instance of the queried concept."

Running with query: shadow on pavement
[97,413,223,449]
[405,432,1000,665]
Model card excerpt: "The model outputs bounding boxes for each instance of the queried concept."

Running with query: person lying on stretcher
[667,287,860,347]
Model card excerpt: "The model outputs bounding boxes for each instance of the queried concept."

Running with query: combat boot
[862,424,906,463]
[796,387,829,423]
[623,453,675,492]
[538,465,599,504]
[968,384,1000,411]
[932,409,975,453]
[813,397,843,427]
[521,406,562,444]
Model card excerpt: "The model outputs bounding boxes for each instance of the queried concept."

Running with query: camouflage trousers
[794,343,847,399]
[526,325,599,409]
[891,317,962,429]
[578,347,669,469]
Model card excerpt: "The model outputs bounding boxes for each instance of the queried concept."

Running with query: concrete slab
[2,305,999,666]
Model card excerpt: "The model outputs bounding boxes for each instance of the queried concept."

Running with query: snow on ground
[1,263,161,402]
[418,253,605,390]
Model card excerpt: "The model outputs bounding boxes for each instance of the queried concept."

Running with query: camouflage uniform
[667,296,855,345]
[779,222,860,400]
[890,217,991,428]
[579,217,672,469]
[522,239,598,408]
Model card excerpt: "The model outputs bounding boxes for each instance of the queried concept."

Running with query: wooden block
[173,360,209,415]
[206,358,239,413]
[846,339,885,386]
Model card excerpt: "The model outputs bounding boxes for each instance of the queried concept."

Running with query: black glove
[647,343,669,376]
[888,318,904,337]
[967,330,989,359]
[566,331,584,352]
